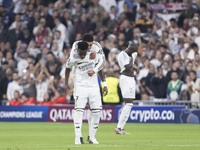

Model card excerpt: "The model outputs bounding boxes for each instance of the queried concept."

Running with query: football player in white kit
[69,33,108,143]
[115,42,139,135]
[65,41,102,144]
[70,33,107,92]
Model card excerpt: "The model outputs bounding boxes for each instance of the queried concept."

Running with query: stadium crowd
[0,0,200,106]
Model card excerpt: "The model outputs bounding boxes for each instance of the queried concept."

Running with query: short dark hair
[78,41,88,51]
[170,18,176,22]
[127,42,138,52]
[171,70,178,74]
[82,33,93,42]
[191,42,198,49]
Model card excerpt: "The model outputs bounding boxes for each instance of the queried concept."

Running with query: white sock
[74,109,84,137]
[88,110,92,137]
[117,103,133,129]
[90,110,101,139]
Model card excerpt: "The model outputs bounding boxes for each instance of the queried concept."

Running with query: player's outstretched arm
[65,67,71,95]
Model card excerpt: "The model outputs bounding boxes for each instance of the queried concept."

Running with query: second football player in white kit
[65,41,102,144]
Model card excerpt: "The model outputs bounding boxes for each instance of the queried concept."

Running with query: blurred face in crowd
[14,91,20,100]
[170,20,176,28]
[39,18,46,27]
[6,51,12,60]
[162,61,169,70]
[118,33,125,42]
[121,19,131,29]
[13,73,19,81]
[16,21,21,30]
[6,68,13,78]
[186,62,193,72]
[173,53,181,61]
[192,18,199,27]
[8,59,15,68]
[133,27,141,37]
[47,53,55,62]
[55,31,61,40]
[42,47,49,55]
[80,13,87,22]
[194,53,200,62]
[172,61,180,70]
[143,58,150,68]
[21,95,28,103]
[149,63,155,73]
[171,72,178,81]
[190,71,196,81]
[185,75,192,83]
[41,73,47,81]
[155,51,162,60]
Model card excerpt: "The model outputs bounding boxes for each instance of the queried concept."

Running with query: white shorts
[74,86,102,110]
[119,75,136,99]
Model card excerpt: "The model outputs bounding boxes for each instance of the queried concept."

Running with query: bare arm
[65,67,71,88]
[98,69,108,96]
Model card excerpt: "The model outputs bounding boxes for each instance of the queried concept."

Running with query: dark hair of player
[127,43,138,52]
[82,33,93,42]
[77,41,89,51]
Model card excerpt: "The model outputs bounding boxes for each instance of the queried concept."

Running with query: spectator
[52,30,65,55]
[33,17,52,45]
[45,52,62,77]
[6,72,23,101]
[35,65,51,103]
[151,66,168,99]
[21,68,36,98]
[167,71,184,100]
[6,21,23,49]
[180,74,194,100]
[9,91,22,106]
[187,42,199,60]
[54,17,69,46]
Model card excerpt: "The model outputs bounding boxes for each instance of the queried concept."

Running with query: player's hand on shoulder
[87,69,95,76]
[89,51,96,59]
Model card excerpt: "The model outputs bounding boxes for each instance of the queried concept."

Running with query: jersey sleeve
[91,41,105,73]
[118,51,130,67]
[131,52,138,65]
[93,52,104,73]
[66,57,77,69]
[69,41,78,58]
[93,41,106,61]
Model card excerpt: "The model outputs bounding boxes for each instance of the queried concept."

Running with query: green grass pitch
[0,122,200,150]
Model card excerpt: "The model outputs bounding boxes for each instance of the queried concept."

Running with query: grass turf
[0,122,200,150]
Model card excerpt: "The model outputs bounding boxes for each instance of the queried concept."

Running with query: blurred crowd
[0,0,200,106]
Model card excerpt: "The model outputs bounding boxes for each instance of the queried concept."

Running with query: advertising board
[115,105,186,123]
[0,106,48,122]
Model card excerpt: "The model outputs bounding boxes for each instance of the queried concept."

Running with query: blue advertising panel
[115,105,186,123]
[174,109,200,124]
[0,106,48,122]
[47,105,115,123]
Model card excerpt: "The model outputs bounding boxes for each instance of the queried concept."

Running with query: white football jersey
[117,51,137,73]
[66,52,99,87]
[70,40,105,72]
